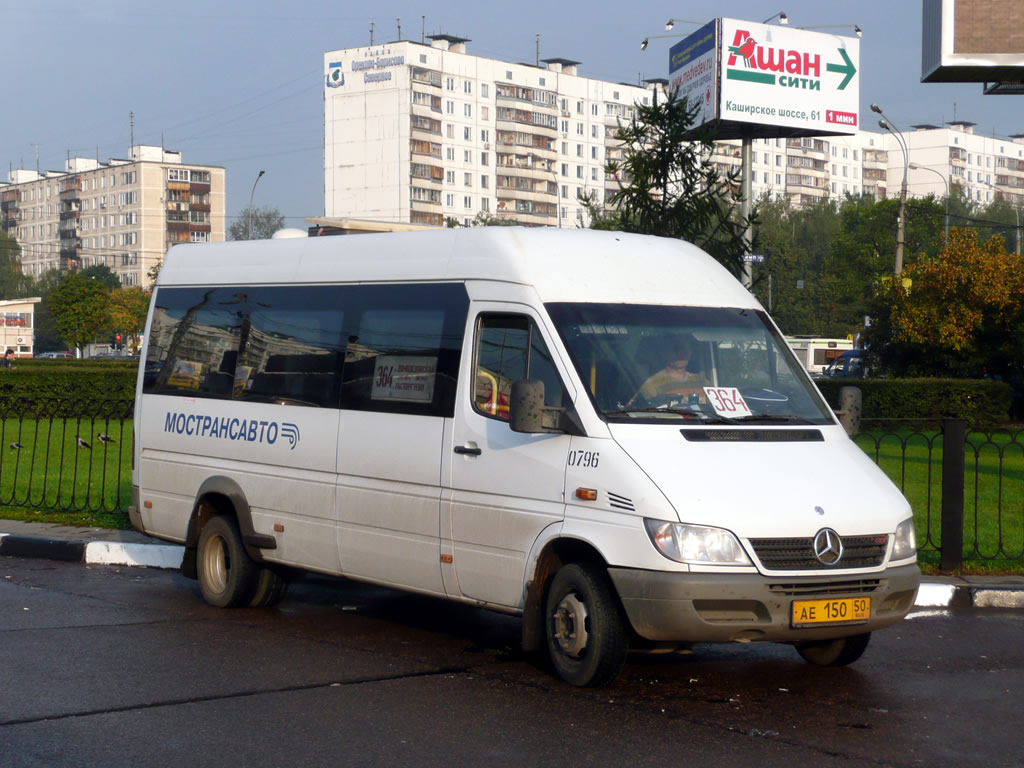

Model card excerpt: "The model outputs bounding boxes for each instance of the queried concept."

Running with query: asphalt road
[1,557,1021,768]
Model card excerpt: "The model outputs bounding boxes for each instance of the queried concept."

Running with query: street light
[798,24,862,37]
[872,104,908,276]
[979,179,1021,255]
[247,169,265,240]
[908,162,949,238]
[762,11,788,25]
[641,33,684,50]
[664,17,702,31]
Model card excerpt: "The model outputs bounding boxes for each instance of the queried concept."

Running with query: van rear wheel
[249,567,289,607]
[197,515,259,608]
[796,632,871,666]
[545,563,628,687]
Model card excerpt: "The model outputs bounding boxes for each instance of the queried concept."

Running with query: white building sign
[718,18,860,134]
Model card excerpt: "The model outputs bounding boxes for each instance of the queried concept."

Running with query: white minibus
[130,228,919,686]
[786,337,854,376]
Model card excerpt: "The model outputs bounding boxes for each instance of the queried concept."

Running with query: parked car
[36,351,75,359]
[818,349,866,379]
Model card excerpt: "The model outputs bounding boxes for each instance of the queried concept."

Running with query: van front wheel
[545,563,628,686]
[795,632,871,666]
[197,515,259,608]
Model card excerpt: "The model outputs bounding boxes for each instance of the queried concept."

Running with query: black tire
[249,567,289,607]
[544,563,628,687]
[796,632,871,666]
[197,516,259,608]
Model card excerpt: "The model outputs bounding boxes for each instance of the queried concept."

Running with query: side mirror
[510,379,545,433]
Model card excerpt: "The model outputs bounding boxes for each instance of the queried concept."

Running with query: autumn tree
[872,228,1024,378]
[108,287,151,351]
[47,273,111,354]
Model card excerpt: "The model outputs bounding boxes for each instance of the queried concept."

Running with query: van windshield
[546,303,834,425]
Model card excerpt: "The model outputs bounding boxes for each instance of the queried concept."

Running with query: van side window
[339,283,469,417]
[474,314,564,422]
[144,286,345,407]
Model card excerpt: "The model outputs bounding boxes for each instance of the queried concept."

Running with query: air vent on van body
[607,491,635,511]
[681,429,824,442]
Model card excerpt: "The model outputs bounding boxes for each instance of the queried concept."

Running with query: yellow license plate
[792,597,871,627]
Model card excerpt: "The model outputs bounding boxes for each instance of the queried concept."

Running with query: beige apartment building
[0,146,225,288]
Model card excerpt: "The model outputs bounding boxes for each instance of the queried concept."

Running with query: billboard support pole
[741,136,753,288]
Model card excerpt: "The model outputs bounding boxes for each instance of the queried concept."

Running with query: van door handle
[454,445,482,456]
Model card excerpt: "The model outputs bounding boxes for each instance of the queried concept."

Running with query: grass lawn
[855,428,1024,573]
[0,415,133,529]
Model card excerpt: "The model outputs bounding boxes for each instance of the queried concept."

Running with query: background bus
[785,336,853,376]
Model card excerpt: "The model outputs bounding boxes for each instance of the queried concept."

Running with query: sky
[4,0,1022,229]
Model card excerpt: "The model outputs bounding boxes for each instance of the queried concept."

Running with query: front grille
[749,534,889,571]
[768,579,882,597]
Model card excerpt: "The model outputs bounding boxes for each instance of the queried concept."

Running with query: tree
[229,206,286,240]
[108,287,151,351]
[872,228,1024,378]
[0,231,31,300]
[79,264,121,290]
[47,274,111,354]
[583,91,752,277]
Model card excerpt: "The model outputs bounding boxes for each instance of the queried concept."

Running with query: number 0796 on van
[129,227,920,686]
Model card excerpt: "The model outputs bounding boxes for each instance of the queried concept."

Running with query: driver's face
[666,355,689,371]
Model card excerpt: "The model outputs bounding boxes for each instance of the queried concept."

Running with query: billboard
[669,18,861,139]
[719,18,860,135]
[669,21,719,126]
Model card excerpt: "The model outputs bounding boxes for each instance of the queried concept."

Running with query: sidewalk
[2,520,1023,609]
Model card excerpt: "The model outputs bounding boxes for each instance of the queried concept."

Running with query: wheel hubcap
[201,535,229,594]
[552,592,589,658]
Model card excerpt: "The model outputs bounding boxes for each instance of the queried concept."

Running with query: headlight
[891,517,917,561]
[644,519,752,565]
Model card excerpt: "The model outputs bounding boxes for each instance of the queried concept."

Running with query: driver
[630,333,709,406]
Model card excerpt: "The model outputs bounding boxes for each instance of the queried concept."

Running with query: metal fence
[2,398,1021,570]
[0,397,134,515]
[856,418,1024,568]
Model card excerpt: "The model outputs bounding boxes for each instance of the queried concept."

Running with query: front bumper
[608,563,921,643]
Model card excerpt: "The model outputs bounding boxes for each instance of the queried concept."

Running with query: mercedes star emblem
[813,528,844,565]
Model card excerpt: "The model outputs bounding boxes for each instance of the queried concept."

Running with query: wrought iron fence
[856,418,1024,568]
[2,396,1021,570]
[0,397,134,515]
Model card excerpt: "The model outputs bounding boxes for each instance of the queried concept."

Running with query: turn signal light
[575,488,598,501]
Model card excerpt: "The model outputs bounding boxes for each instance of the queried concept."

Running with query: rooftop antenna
[536,33,540,66]
[33,144,40,173]
[397,17,401,40]
[370,20,374,45]
[421,15,425,43]
[130,111,134,152]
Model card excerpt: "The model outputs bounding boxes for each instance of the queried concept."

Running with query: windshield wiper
[713,414,818,425]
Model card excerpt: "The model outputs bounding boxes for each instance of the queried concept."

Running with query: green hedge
[815,378,1015,427]
[0,359,138,402]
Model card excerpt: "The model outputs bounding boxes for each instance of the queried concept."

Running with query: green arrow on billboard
[826,48,856,90]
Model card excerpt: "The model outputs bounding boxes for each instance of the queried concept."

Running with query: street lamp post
[980,179,1021,256]
[247,169,265,240]
[871,104,908,276]
[909,162,949,239]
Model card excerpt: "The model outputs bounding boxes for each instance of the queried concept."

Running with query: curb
[0,533,183,570]
[3,533,1023,610]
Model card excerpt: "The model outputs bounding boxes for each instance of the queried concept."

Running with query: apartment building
[0,146,225,288]
[324,35,661,228]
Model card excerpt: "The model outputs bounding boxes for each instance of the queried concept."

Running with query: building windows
[481,84,489,98]
[576,101,583,113]
[561,163,568,176]
[576,123,583,135]
[446,77,455,90]
[591,104,598,116]
[464,150,472,162]
[464,126,471,140]
[576,144,583,157]
[446,101,454,114]
[576,165,583,178]
[481,152,489,165]
[446,170,455,183]
[464,81,472,94]
[445,193,455,207]
[591,146,598,160]
[481,105,488,120]
[447,124,455,138]
[464,173,473,186]
[481,129,490,143]
[446,147,455,161]
[464,196,472,209]
[464,104,472,117]
[481,175,489,189]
